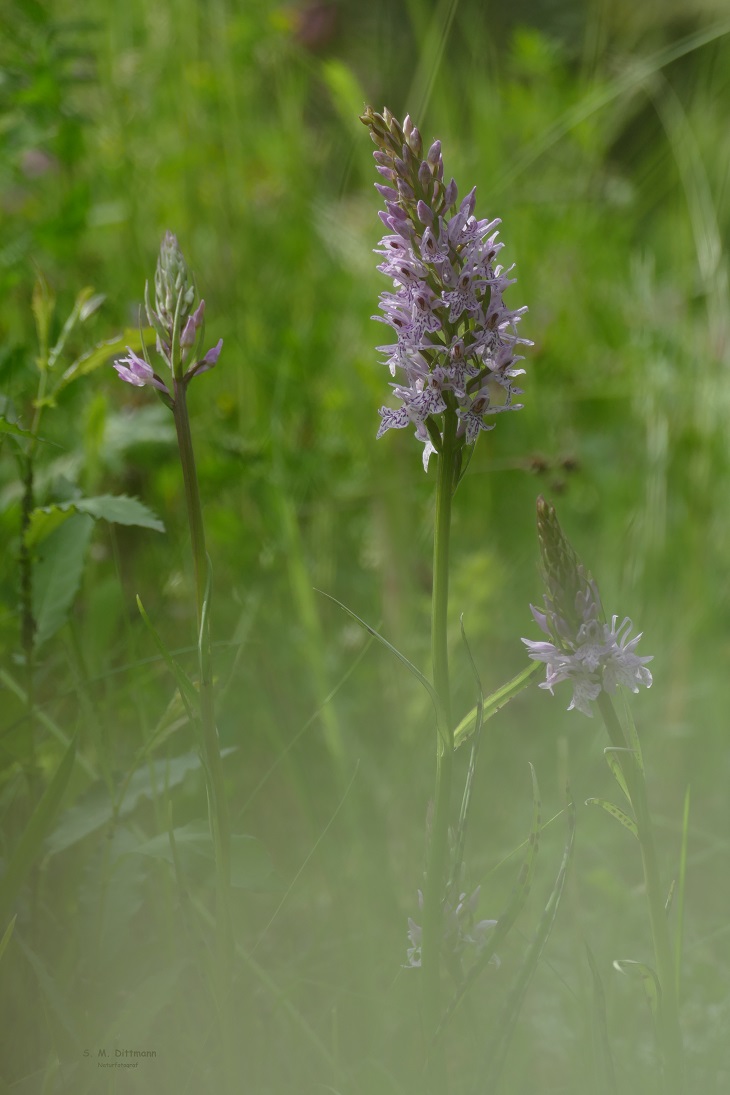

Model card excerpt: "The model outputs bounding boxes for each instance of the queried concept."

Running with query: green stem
[172,380,234,1042]
[421,409,458,1076]
[597,692,683,1094]
[19,364,50,782]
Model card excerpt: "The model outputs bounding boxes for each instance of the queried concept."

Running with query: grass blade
[0,735,76,921]
[585,943,617,1095]
[454,661,542,749]
[674,785,691,996]
[437,764,542,1040]
[0,914,17,966]
[481,790,577,1093]
[316,589,439,711]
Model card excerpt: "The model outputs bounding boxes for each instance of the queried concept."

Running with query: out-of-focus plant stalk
[421,406,458,1079]
[171,376,235,1093]
[19,325,52,783]
[171,379,233,960]
[114,233,233,1087]
[597,692,683,1095]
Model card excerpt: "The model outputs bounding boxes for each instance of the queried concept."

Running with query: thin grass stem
[596,691,683,1095]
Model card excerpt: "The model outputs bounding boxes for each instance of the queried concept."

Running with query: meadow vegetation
[2,1,730,1091]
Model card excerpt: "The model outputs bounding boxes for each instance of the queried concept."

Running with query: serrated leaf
[0,737,76,921]
[75,493,164,530]
[26,494,164,549]
[585,797,638,838]
[0,416,33,446]
[54,326,155,393]
[32,513,94,648]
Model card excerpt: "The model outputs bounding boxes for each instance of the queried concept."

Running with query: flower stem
[597,692,683,1094]
[172,379,234,1069]
[422,408,458,1079]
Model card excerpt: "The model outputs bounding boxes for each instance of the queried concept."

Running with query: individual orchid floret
[522,497,653,717]
[186,338,223,379]
[361,106,532,471]
[113,233,222,401]
[113,348,168,393]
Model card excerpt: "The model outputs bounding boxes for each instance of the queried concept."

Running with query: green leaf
[0,416,34,443]
[26,494,164,549]
[618,692,645,772]
[32,513,94,648]
[133,819,213,866]
[603,747,631,805]
[47,751,236,854]
[454,661,542,749]
[612,958,660,1018]
[585,797,638,838]
[76,493,165,530]
[585,944,617,1095]
[321,59,367,135]
[0,737,76,922]
[79,292,106,322]
[47,287,101,370]
[134,822,281,892]
[25,505,75,547]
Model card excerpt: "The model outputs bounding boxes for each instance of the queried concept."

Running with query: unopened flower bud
[154,232,196,328]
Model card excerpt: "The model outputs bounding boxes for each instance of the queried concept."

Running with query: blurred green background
[2,0,730,1091]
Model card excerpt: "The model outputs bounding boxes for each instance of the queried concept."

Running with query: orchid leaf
[586,797,638,839]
